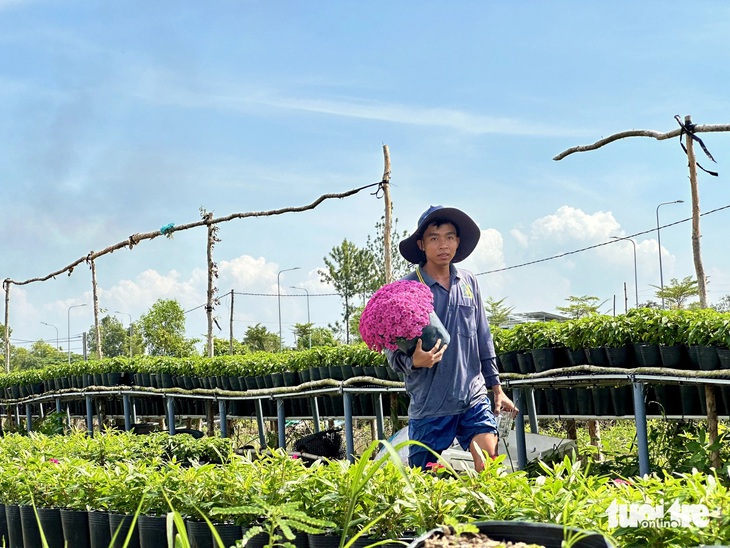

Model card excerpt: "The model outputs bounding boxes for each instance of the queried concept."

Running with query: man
[386,205,517,471]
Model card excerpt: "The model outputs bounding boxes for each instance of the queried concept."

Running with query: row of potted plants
[0,344,393,401]
[493,308,730,372]
[0,429,728,547]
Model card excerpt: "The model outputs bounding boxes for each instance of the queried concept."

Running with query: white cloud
[510,228,529,248]
[462,228,505,274]
[531,206,621,244]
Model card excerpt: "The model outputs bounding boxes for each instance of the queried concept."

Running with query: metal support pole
[166,397,176,435]
[526,388,539,434]
[513,389,528,470]
[255,399,266,448]
[25,404,32,434]
[122,394,132,432]
[277,399,286,449]
[632,382,650,476]
[132,399,137,425]
[374,394,385,440]
[85,396,94,437]
[344,391,354,463]
[311,398,321,432]
[219,400,228,438]
[55,398,61,414]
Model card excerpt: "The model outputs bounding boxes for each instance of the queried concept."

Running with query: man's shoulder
[400,270,419,281]
[454,266,476,281]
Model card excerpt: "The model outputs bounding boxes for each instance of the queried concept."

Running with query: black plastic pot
[408,521,613,548]
[497,350,519,374]
[137,514,169,548]
[605,345,629,368]
[516,351,535,374]
[0,504,7,548]
[37,507,64,548]
[395,311,450,356]
[108,513,140,548]
[659,345,684,369]
[5,504,22,548]
[591,387,613,416]
[60,508,91,548]
[212,522,243,547]
[185,520,211,548]
[20,505,42,548]
[89,512,112,548]
[532,347,556,373]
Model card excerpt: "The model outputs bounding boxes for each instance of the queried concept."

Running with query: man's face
[417,222,460,267]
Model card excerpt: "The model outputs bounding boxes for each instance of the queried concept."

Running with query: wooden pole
[90,258,103,359]
[382,145,393,284]
[229,289,235,355]
[587,419,603,461]
[3,280,10,373]
[685,115,708,309]
[205,211,216,358]
[684,116,718,463]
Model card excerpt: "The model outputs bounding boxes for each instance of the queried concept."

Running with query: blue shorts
[407,398,498,469]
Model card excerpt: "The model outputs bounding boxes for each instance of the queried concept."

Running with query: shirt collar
[417,264,460,287]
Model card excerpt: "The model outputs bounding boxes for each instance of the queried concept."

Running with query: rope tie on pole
[675,115,718,176]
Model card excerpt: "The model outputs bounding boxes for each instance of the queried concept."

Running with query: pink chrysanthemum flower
[359,280,434,352]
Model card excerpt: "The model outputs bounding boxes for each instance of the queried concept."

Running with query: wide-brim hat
[399,205,481,264]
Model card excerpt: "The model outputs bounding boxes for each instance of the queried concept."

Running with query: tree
[9,340,63,371]
[484,297,515,327]
[651,276,700,310]
[291,323,338,349]
[212,337,249,356]
[364,216,411,292]
[320,239,375,344]
[139,299,198,357]
[556,295,603,319]
[88,315,129,358]
[243,323,281,353]
[712,295,730,313]
[348,305,364,344]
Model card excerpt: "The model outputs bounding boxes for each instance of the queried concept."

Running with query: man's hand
[411,338,447,368]
[491,384,519,414]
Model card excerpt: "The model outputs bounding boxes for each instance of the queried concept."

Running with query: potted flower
[359,280,449,356]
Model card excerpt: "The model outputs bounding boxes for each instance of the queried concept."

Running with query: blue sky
[2,1,729,353]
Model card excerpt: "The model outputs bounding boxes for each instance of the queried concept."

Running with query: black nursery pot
[396,311,450,356]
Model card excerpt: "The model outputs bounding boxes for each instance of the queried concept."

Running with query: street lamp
[656,200,684,309]
[67,303,87,364]
[115,311,133,358]
[277,267,300,350]
[611,236,638,309]
[290,286,311,349]
[41,321,59,352]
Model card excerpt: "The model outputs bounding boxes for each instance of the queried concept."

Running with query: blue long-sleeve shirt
[386,264,501,419]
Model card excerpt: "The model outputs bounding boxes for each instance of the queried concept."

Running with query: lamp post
[656,200,684,309]
[115,311,133,358]
[41,321,59,353]
[611,236,638,309]
[277,267,300,350]
[290,286,311,349]
[67,303,87,364]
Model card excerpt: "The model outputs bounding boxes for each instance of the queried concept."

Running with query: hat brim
[399,207,481,264]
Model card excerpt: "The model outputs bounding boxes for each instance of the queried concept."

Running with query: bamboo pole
[90,258,103,359]
[229,289,235,355]
[3,280,9,373]
[685,116,708,309]
[205,211,216,358]
[382,144,392,284]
